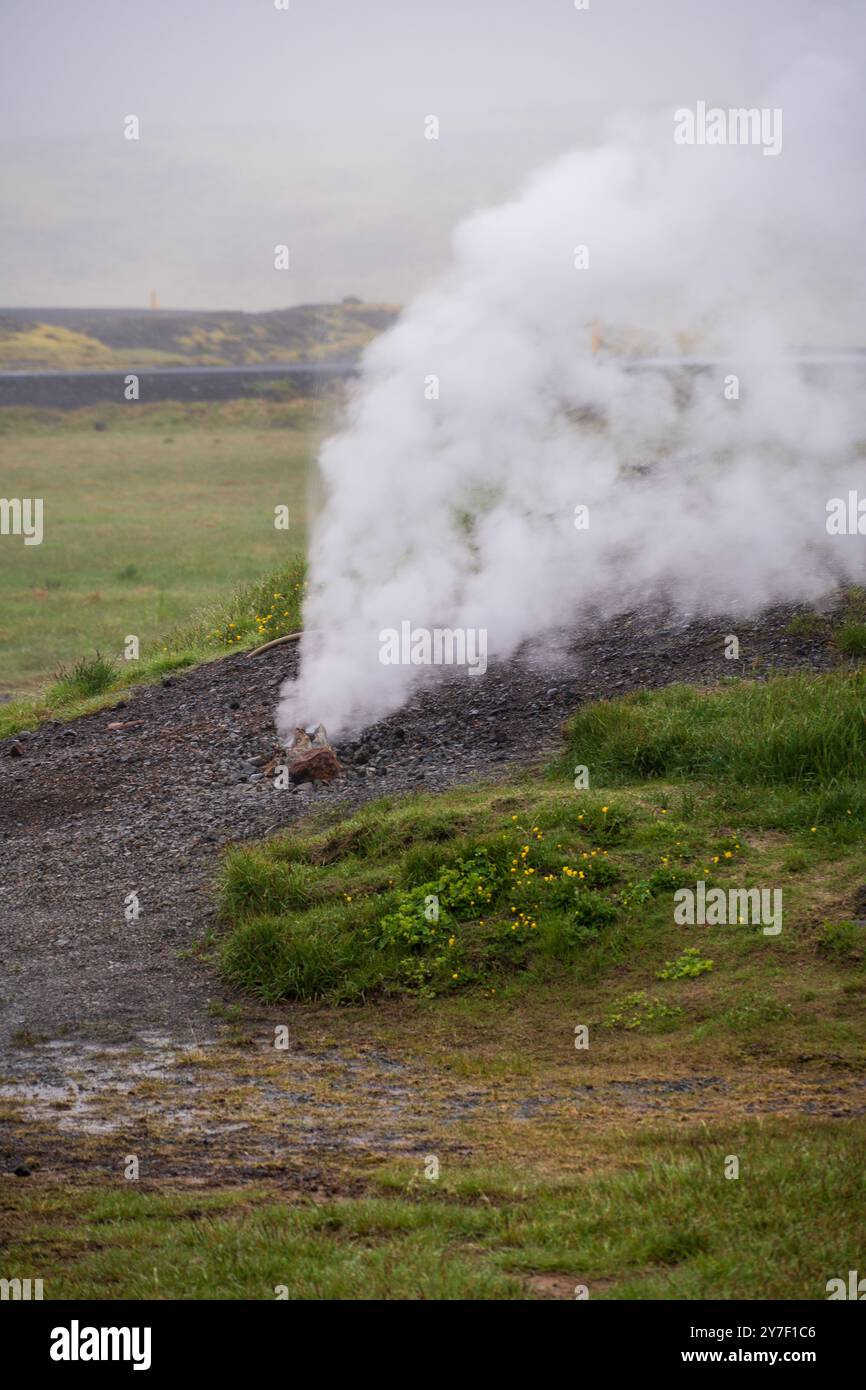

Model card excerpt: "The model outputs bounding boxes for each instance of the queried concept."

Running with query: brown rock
[289,746,341,784]
[288,724,341,784]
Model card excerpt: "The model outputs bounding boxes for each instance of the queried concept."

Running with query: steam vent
[287,724,341,784]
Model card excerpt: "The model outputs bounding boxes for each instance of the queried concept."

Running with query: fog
[1,0,852,308]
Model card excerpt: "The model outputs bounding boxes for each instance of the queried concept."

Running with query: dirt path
[0,603,839,1178]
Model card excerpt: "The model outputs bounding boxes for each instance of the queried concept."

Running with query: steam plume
[278,49,866,740]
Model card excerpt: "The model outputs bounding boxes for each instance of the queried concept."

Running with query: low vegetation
[560,668,866,790]
[2,1121,862,1298]
[218,674,866,1078]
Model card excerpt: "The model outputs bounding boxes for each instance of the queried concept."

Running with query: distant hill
[0,301,400,371]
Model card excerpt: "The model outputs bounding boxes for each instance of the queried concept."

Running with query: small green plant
[722,991,792,1030]
[619,865,693,909]
[570,891,620,934]
[657,947,714,980]
[782,851,808,873]
[576,801,631,844]
[603,991,684,1033]
[785,611,825,638]
[835,623,866,659]
[578,857,619,890]
[375,850,500,952]
[376,887,444,951]
[818,919,864,961]
[646,866,693,894]
[618,880,654,909]
[207,1001,244,1023]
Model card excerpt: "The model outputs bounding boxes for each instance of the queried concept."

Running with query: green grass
[216,675,866,1061]
[219,783,615,1001]
[0,322,185,370]
[2,1121,862,1298]
[818,919,866,961]
[0,398,325,698]
[0,554,308,740]
[835,622,866,657]
[0,397,330,734]
[785,589,866,650]
[561,670,866,789]
[785,610,827,638]
[47,650,118,702]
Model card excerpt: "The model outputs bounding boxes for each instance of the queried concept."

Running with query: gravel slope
[0,602,835,1044]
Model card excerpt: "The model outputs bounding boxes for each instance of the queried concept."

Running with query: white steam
[278,49,866,741]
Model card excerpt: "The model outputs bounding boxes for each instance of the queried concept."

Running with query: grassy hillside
[0,302,399,371]
[218,673,866,1027]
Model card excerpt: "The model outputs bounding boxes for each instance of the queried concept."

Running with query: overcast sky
[0,0,857,310]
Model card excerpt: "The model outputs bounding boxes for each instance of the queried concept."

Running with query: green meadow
[0,398,326,695]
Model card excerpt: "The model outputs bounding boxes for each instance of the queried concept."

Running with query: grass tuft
[835,622,866,658]
[48,651,117,703]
